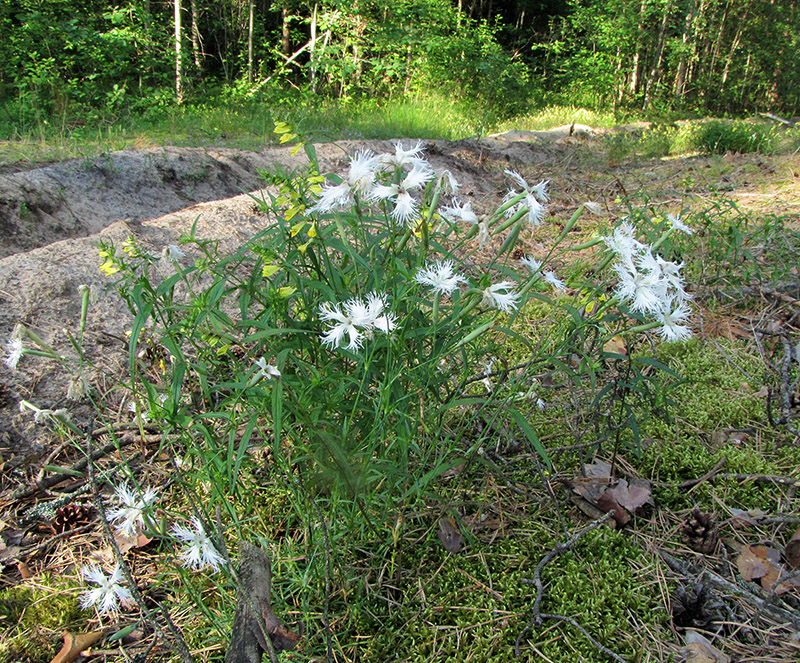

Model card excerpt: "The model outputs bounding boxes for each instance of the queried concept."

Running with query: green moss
[638,438,785,511]
[354,526,666,663]
[0,575,85,663]
[647,338,765,434]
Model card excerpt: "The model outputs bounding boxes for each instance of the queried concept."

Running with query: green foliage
[681,120,781,155]
[605,120,788,162]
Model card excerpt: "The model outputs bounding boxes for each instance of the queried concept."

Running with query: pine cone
[672,582,722,630]
[53,503,94,533]
[681,508,718,554]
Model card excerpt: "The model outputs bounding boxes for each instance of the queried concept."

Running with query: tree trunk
[720,2,749,85]
[247,0,254,83]
[629,0,648,96]
[282,6,290,58]
[189,0,203,71]
[643,0,672,109]
[673,0,696,102]
[174,0,183,103]
[310,3,318,91]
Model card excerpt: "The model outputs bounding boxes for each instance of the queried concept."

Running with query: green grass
[605,118,800,162]
[0,95,639,169]
[0,92,494,168]
[495,104,622,132]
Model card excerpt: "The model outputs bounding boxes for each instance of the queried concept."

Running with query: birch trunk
[174,0,183,103]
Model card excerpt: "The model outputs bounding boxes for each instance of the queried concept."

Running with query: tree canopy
[0,0,797,127]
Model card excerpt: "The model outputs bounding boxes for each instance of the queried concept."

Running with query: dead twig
[514,510,617,658]
[715,473,800,486]
[10,423,166,502]
[648,457,727,489]
[539,614,628,663]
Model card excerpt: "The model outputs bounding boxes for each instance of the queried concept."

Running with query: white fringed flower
[107,482,159,537]
[171,516,225,572]
[415,260,467,296]
[319,293,396,350]
[482,281,520,312]
[503,169,549,227]
[4,337,23,371]
[80,564,132,613]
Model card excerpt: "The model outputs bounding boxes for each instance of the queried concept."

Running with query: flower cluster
[79,482,226,614]
[312,141,454,228]
[603,221,693,341]
[318,293,396,350]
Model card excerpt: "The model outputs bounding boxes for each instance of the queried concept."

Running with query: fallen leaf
[595,492,630,527]
[438,517,462,553]
[17,561,31,579]
[570,478,608,503]
[603,335,627,356]
[735,544,796,593]
[684,629,729,663]
[784,525,800,568]
[50,629,107,663]
[584,459,613,479]
[608,477,652,512]
[736,544,777,581]
[567,460,649,527]
[728,507,766,527]
[113,530,153,554]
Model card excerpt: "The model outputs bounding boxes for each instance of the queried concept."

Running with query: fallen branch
[515,510,618,658]
[10,423,165,502]
[648,457,727,489]
[540,614,627,663]
[715,473,800,486]
[225,542,302,663]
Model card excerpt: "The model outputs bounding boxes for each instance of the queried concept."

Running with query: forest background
[0,0,798,142]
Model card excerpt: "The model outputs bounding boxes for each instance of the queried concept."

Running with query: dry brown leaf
[50,629,107,663]
[17,561,31,579]
[570,478,608,503]
[113,530,153,554]
[437,517,462,553]
[608,477,652,513]
[584,459,613,479]
[735,544,797,593]
[684,629,729,663]
[728,507,766,527]
[595,492,631,527]
[784,525,800,568]
[603,335,627,356]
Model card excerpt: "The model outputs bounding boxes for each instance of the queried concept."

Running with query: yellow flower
[286,204,304,221]
[277,286,296,298]
[262,264,281,278]
[290,221,306,237]
[99,259,120,276]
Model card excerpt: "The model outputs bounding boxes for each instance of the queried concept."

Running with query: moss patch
[0,575,85,663]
